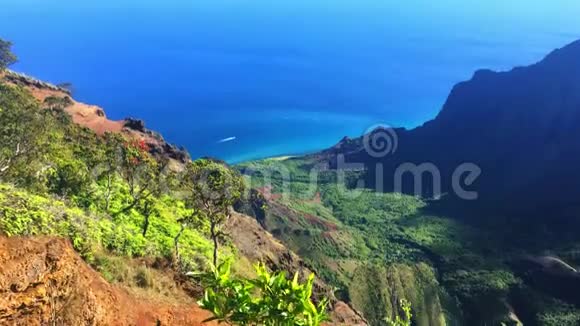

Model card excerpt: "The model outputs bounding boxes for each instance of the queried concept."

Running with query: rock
[329,301,368,326]
[124,118,146,132]
[3,71,72,95]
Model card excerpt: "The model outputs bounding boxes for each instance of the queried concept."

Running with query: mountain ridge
[316,38,580,216]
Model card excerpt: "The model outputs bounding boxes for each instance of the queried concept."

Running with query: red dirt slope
[0,236,216,326]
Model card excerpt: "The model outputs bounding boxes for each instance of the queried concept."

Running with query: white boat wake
[217,136,236,143]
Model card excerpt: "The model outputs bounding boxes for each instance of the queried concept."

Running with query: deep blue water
[1,0,579,163]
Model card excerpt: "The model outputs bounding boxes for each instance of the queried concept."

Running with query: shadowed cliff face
[512,256,580,305]
[322,39,580,217]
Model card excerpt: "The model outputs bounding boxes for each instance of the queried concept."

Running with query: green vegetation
[237,156,580,325]
[0,59,330,325]
[538,302,580,326]
[0,81,220,268]
[182,158,245,266]
[0,171,213,266]
[238,158,448,325]
[0,38,17,71]
[386,299,412,326]
[348,263,446,326]
[0,83,46,178]
[2,40,578,325]
[92,252,195,304]
[0,78,241,272]
[199,261,328,326]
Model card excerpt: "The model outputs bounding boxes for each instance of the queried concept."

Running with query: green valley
[236,156,580,325]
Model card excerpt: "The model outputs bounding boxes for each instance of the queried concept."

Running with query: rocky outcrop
[124,117,147,132]
[2,71,190,167]
[3,71,72,95]
[0,236,215,326]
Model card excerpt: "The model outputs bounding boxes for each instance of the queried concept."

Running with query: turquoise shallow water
[1,0,579,163]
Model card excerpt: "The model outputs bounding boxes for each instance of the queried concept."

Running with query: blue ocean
[1,0,579,163]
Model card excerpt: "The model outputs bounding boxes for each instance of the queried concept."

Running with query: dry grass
[92,251,195,305]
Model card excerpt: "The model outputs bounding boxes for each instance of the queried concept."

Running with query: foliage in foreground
[199,261,328,326]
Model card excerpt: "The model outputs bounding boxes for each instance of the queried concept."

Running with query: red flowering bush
[123,139,151,166]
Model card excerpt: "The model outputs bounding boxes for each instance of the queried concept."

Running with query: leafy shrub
[199,261,328,326]
[0,183,214,267]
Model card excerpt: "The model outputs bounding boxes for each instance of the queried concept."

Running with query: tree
[136,156,170,238]
[47,160,91,198]
[115,138,158,215]
[114,138,171,239]
[199,261,329,326]
[182,159,244,266]
[136,194,157,237]
[173,206,198,265]
[0,84,48,180]
[99,132,124,212]
[0,38,17,71]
